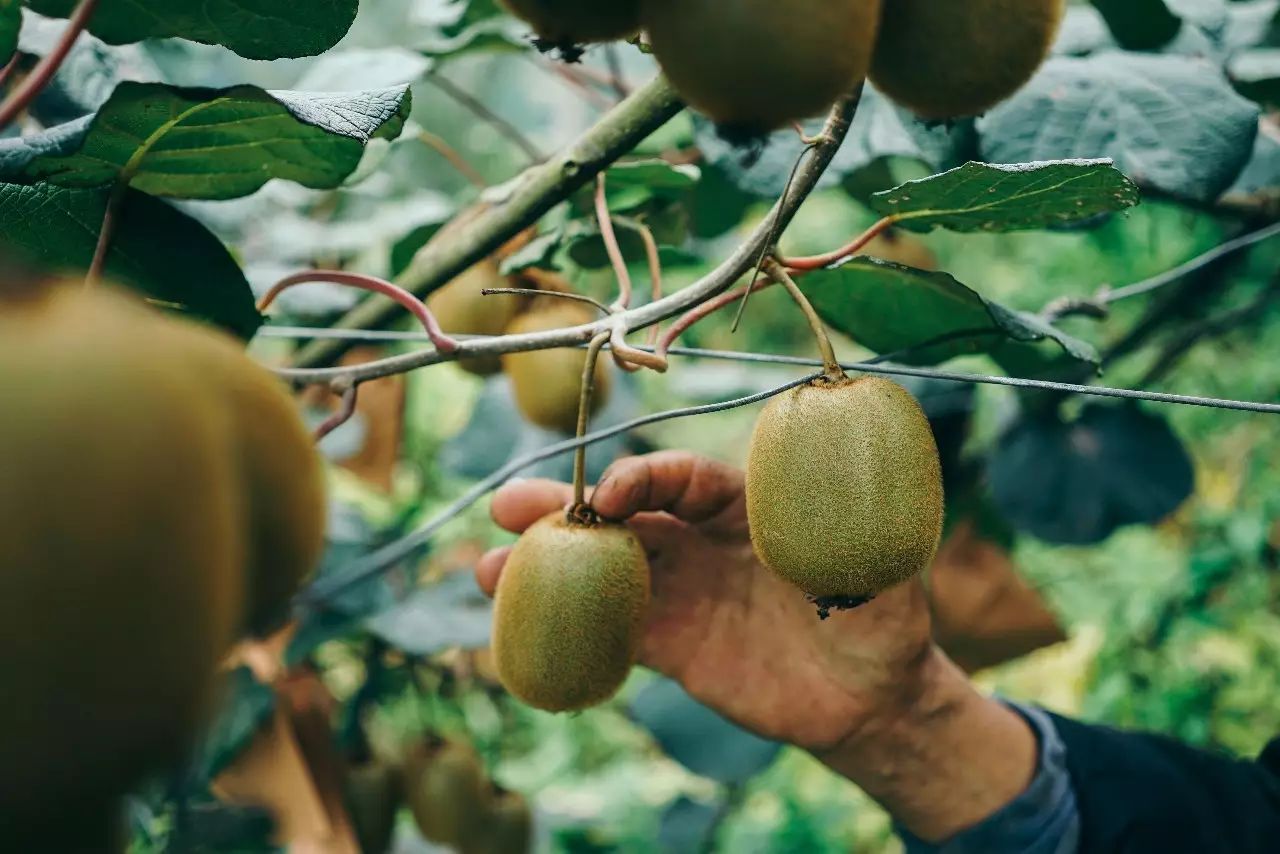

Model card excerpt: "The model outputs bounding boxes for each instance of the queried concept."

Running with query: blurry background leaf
[989,403,1196,545]
[188,668,275,786]
[630,678,781,784]
[365,571,493,654]
[1091,0,1182,51]
[658,797,722,853]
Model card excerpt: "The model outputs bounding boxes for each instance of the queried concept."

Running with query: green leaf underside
[26,0,358,60]
[0,82,411,200]
[871,159,1140,233]
[800,258,1099,370]
[0,183,260,337]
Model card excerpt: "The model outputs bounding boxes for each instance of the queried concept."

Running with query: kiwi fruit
[502,301,611,434]
[870,0,1065,119]
[428,261,523,376]
[745,375,943,605]
[492,511,650,711]
[501,0,641,46]
[406,740,492,847]
[0,285,245,825]
[642,0,882,134]
[464,789,533,854]
[344,759,401,854]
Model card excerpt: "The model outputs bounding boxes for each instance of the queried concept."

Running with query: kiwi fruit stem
[765,259,844,381]
[574,331,613,507]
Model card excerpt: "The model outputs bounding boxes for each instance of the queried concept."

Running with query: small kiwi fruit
[861,230,937,271]
[344,759,401,854]
[428,261,523,376]
[745,375,943,607]
[870,0,1066,119]
[501,0,642,47]
[502,301,611,434]
[642,0,882,135]
[492,511,650,711]
[406,740,491,848]
[464,789,533,854]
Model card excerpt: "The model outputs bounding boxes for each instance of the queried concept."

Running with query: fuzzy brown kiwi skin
[406,741,492,847]
[745,376,944,602]
[642,0,882,136]
[0,286,245,824]
[502,302,612,434]
[501,0,641,47]
[492,511,650,712]
[870,0,1066,120]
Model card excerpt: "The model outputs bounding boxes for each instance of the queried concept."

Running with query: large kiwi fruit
[502,301,610,434]
[406,740,492,848]
[492,511,650,711]
[745,376,943,606]
[870,0,1065,119]
[501,0,641,46]
[464,789,533,854]
[0,285,245,829]
[344,759,401,854]
[642,0,882,134]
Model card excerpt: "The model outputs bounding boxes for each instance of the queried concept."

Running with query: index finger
[592,451,746,532]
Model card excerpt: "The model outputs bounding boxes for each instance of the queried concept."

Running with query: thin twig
[596,173,632,310]
[260,271,459,353]
[314,383,359,442]
[85,182,126,288]
[766,259,841,378]
[622,220,665,343]
[656,274,771,357]
[417,131,486,188]
[546,61,616,109]
[423,72,544,163]
[603,44,630,101]
[481,287,611,314]
[1104,221,1280,304]
[574,333,611,507]
[0,0,100,131]
[0,53,20,90]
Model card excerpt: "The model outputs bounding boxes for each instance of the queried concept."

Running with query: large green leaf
[0,82,411,200]
[978,54,1260,203]
[871,160,1140,233]
[26,0,358,60]
[799,258,1099,372]
[0,0,19,66]
[0,183,260,337]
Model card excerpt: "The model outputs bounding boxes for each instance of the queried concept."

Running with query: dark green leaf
[631,678,780,784]
[0,0,19,66]
[988,403,1195,545]
[0,183,260,337]
[365,572,493,655]
[978,54,1260,203]
[1091,0,1182,51]
[871,160,1140,233]
[188,668,274,784]
[0,82,412,200]
[26,0,358,60]
[1228,48,1280,105]
[603,160,699,212]
[419,0,527,59]
[800,258,1099,368]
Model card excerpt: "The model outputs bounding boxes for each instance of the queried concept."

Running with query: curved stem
[596,173,633,310]
[314,382,359,442]
[260,271,459,353]
[0,0,100,131]
[765,259,842,379]
[85,181,126,288]
[626,220,665,344]
[656,274,774,357]
[781,216,896,271]
[0,53,20,90]
[574,333,611,508]
[610,323,668,372]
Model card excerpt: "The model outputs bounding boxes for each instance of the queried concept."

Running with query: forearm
[816,648,1038,842]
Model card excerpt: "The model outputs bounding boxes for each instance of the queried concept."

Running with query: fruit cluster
[0,282,326,844]
[502,0,1066,132]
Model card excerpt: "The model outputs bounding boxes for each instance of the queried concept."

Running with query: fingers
[592,451,746,529]
[490,478,574,533]
[476,546,511,597]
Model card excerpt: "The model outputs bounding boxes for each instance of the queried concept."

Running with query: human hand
[476,450,936,752]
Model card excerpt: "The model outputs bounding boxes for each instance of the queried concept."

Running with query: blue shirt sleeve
[897,702,1079,854]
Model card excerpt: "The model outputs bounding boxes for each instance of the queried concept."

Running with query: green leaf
[978,54,1261,204]
[1091,0,1182,51]
[188,668,275,784]
[26,0,358,60]
[419,0,528,59]
[0,81,412,200]
[603,160,699,212]
[0,183,260,337]
[0,0,19,66]
[870,160,1140,233]
[799,258,1099,369]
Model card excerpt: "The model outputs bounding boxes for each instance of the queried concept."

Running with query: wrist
[816,647,1038,842]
